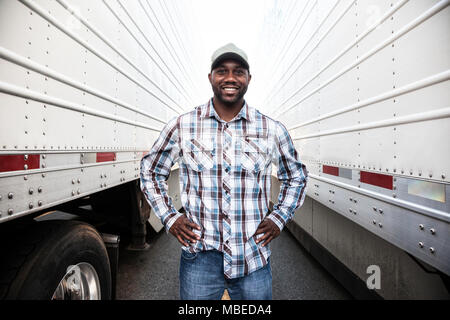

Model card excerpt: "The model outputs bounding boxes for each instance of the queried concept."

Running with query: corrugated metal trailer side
[0,0,192,223]
[0,0,190,299]
[264,0,449,299]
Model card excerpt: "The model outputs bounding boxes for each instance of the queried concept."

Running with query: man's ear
[248,73,252,84]
[208,72,212,84]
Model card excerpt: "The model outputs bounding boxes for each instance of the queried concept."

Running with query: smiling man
[140,43,308,300]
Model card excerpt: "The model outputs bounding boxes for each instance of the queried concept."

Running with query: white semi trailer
[261,0,450,299]
[0,0,187,299]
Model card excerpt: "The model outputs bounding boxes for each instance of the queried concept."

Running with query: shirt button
[225,167,230,173]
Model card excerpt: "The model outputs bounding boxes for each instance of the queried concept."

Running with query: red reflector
[96,152,116,163]
[0,154,40,172]
[360,171,393,190]
[323,165,339,176]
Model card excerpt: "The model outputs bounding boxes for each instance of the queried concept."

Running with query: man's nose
[224,71,237,82]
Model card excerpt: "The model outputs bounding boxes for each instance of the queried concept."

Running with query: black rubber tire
[1,220,111,300]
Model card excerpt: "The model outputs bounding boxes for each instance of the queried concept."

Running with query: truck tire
[0,220,111,300]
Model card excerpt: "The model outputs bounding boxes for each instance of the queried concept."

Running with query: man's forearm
[140,169,182,233]
[140,116,181,232]
[269,164,308,231]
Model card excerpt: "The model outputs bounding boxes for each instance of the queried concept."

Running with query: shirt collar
[201,98,254,122]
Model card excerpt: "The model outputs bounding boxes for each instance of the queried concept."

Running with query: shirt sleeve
[140,116,183,233]
[267,121,308,231]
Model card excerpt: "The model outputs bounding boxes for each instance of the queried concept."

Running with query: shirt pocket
[182,137,215,171]
[240,134,270,173]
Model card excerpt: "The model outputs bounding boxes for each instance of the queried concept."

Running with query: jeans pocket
[181,249,197,261]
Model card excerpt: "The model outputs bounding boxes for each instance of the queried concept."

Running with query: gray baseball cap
[211,43,249,71]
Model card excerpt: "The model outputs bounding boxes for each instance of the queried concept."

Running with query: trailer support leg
[127,181,150,251]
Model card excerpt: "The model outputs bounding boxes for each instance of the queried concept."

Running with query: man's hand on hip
[254,219,281,247]
[169,215,201,246]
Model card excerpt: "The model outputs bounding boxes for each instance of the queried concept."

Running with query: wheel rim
[52,263,101,300]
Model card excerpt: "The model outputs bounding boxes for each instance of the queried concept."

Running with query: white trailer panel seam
[0,80,161,131]
[292,106,450,140]
[289,70,450,130]
[0,46,167,125]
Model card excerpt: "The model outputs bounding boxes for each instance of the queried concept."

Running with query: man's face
[208,60,251,106]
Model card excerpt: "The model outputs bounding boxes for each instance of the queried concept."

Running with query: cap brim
[211,52,249,71]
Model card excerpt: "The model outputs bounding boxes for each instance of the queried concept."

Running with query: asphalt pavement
[115,227,352,300]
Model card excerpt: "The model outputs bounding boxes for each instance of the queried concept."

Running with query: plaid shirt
[140,99,308,279]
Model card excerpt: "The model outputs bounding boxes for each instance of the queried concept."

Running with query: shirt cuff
[162,210,184,233]
[266,210,287,232]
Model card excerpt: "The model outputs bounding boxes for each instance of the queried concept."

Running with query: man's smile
[221,86,240,93]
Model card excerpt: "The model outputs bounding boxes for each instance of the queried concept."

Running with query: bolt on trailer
[0,0,184,300]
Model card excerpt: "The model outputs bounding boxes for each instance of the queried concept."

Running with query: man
[140,43,308,300]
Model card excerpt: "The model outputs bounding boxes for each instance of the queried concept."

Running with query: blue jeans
[179,249,272,300]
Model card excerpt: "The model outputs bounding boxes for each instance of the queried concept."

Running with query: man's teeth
[224,87,237,91]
